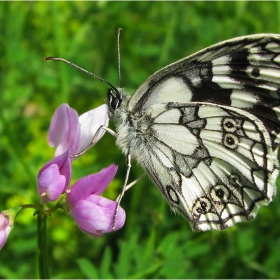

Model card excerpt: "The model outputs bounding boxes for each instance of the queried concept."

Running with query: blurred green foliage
[1,1,280,278]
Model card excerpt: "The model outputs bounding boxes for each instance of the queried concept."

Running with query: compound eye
[111,96,121,110]
[108,89,122,111]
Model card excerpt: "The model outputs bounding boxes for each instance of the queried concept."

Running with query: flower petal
[37,164,66,203]
[37,151,72,204]
[0,214,12,250]
[70,196,126,237]
[78,104,109,153]
[68,164,118,206]
[48,104,81,156]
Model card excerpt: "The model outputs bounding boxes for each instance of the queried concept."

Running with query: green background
[1,1,280,278]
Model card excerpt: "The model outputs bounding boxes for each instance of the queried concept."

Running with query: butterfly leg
[119,173,146,193]
[113,172,146,230]
[112,153,132,230]
[71,125,117,159]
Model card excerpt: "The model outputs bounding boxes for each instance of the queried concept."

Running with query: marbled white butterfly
[48,33,280,231]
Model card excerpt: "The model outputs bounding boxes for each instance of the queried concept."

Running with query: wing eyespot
[223,133,239,149]
[193,197,211,216]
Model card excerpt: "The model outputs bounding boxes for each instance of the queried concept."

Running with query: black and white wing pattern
[128,34,280,150]
[123,102,277,231]
[112,34,280,231]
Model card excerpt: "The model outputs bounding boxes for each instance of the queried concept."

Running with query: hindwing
[129,102,278,231]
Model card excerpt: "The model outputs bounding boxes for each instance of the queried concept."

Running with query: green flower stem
[20,202,63,278]
[20,204,40,211]
[37,210,50,279]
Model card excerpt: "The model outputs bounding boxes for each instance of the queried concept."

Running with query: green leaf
[76,258,98,279]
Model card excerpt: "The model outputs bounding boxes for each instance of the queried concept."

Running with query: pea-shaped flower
[68,164,126,237]
[37,151,71,204]
[0,207,20,250]
[0,213,11,250]
[48,103,109,157]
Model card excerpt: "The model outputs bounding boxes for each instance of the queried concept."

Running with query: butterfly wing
[128,102,278,231]
[127,34,280,150]
[114,34,280,230]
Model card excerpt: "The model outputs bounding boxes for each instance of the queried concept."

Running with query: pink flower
[48,103,109,157]
[0,214,11,250]
[37,151,71,204]
[68,164,125,237]
[0,207,20,250]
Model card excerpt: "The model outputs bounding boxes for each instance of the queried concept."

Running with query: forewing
[128,34,280,149]
[135,102,278,231]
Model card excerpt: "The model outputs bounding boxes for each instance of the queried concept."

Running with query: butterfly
[107,33,280,231]
[47,33,280,231]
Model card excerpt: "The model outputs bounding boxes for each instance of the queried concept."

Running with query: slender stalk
[20,204,40,211]
[278,1,280,34]
[37,213,50,279]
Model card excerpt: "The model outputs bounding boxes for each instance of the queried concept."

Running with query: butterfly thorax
[109,88,155,165]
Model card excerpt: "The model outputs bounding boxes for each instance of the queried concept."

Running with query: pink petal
[70,196,126,237]
[0,214,10,250]
[68,164,117,206]
[37,164,66,203]
[37,151,72,204]
[48,104,81,156]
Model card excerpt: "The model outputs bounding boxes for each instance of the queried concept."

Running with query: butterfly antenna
[117,28,122,88]
[44,57,119,95]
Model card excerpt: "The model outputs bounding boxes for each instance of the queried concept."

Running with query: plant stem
[37,212,50,279]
